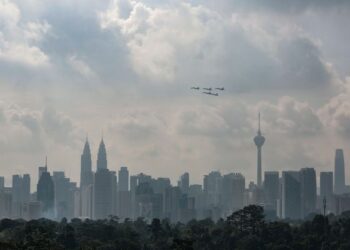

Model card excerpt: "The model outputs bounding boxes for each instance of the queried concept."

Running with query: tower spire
[254,112,265,188]
[258,112,261,135]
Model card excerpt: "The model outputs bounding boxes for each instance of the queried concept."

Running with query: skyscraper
[334,149,346,194]
[37,172,55,218]
[118,166,129,192]
[299,168,317,218]
[93,169,116,219]
[97,138,107,171]
[178,172,189,194]
[80,138,93,188]
[320,172,333,200]
[281,171,301,220]
[221,173,245,216]
[254,113,265,187]
[320,171,334,213]
[264,171,279,210]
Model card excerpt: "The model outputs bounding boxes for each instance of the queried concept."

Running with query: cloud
[257,96,323,136]
[67,55,96,78]
[319,79,350,138]
[0,0,50,67]
[100,0,334,94]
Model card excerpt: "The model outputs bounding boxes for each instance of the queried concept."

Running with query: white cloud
[0,0,50,67]
[67,55,96,78]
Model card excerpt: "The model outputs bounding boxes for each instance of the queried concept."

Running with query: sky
[1,0,350,189]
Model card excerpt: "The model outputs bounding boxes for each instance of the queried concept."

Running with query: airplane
[203,88,212,91]
[203,92,219,96]
[215,87,224,91]
[191,87,200,90]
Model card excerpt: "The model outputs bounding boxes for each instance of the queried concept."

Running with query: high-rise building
[281,171,301,220]
[0,188,12,219]
[334,149,346,194]
[254,113,265,187]
[264,171,279,210]
[80,138,93,188]
[203,171,222,207]
[320,172,333,200]
[300,168,317,218]
[97,138,107,171]
[320,171,334,213]
[37,172,55,218]
[93,169,116,219]
[221,173,245,216]
[81,184,93,219]
[22,174,30,203]
[38,157,48,181]
[53,171,76,220]
[93,140,117,219]
[178,172,190,194]
[164,186,181,223]
[118,166,129,192]
[0,176,5,190]
[11,174,31,219]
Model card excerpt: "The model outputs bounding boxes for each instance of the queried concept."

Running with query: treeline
[0,205,350,249]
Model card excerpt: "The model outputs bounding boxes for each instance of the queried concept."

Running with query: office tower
[164,186,181,223]
[320,172,333,200]
[320,172,334,213]
[281,171,301,220]
[0,188,12,219]
[97,138,107,171]
[80,138,93,188]
[254,113,265,187]
[300,168,317,218]
[178,172,190,194]
[221,173,245,216]
[11,174,31,218]
[93,169,116,219]
[203,171,222,207]
[37,172,55,218]
[0,176,4,190]
[81,184,93,219]
[118,166,129,191]
[22,201,41,220]
[152,178,171,194]
[188,184,205,218]
[12,175,23,218]
[52,171,77,220]
[335,149,346,194]
[22,174,30,203]
[38,157,48,181]
[135,182,155,222]
[264,171,279,210]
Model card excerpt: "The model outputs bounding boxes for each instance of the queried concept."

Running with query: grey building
[37,172,55,218]
[264,171,279,210]
[334,149,346,194]
[282,171,301,220]
[300,168,317,218]
[118,166,129,192]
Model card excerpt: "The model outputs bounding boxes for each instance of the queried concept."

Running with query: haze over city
[1,0,350,189]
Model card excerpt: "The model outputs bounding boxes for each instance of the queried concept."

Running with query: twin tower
[80,138,107,188]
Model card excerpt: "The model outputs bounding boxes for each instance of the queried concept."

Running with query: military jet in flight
[203,87,212,91]
[191,87,200,90]
[203,92,219,96]
[215,87,224,91]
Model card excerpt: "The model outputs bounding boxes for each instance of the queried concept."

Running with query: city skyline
[1,1,350,189]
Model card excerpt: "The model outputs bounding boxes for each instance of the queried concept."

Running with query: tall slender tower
[254,113,265,187]
[334,149,345,194]
[97,138,107,171]
[80,137,93,187]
